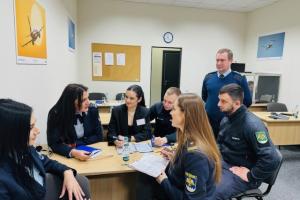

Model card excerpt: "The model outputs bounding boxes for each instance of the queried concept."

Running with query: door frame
[150,46,182,105]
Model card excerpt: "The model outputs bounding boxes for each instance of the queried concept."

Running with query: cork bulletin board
[91,43,141,81]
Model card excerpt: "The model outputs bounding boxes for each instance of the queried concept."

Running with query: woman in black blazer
[0,99,88,200]
[47,84,103,161]
[108,85,151,147]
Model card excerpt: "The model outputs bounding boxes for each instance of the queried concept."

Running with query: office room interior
[3,0,300,144]
[1,0,300,199]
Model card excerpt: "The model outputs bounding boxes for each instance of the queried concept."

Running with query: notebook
[76,145,102,158]
[129,154,169,177]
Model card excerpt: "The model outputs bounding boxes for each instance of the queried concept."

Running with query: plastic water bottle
[151,135,156,147]
[122,136,130,165]
[121,93,125,103]
[293,105,299,118]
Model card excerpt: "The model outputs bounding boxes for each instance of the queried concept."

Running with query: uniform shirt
[202,71,252,121]
[218,105,281,185]
[74,112,86,139]
[161,146,216,200]
[149,102,176,143]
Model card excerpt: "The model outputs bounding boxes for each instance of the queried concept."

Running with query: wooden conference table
[248,103,268,112]
[51,142,160,200]
[252,112,300,145]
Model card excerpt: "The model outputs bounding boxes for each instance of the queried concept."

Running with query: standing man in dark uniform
[149,87,181,146]
[202,48,252,138]
[215,84,281,200]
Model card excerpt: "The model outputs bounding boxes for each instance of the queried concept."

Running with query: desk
[252,112,300,145]
[51,142,157,200]
[249,103,268,112]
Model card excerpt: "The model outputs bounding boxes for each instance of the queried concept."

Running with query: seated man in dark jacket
[149,87,181,146]
[215,83,281,200]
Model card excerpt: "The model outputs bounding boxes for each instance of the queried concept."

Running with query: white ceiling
[119,0,281,12]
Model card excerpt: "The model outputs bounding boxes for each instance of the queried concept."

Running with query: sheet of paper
[105,52,114,65]
[129,154,169,177]
[134,142,152,153]
[116,53,126,66]
[92,52,102,76]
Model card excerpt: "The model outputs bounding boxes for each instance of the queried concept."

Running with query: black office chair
[115,93,125,100]
[258,94,273,103]
[89,92,106,100]
[231,149,283,200]
[267,102,288,112]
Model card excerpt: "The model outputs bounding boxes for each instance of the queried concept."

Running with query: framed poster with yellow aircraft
[14,0,47,64]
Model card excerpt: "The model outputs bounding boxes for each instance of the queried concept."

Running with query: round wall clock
[163,32,174,43]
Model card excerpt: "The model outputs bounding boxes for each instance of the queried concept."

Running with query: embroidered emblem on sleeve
[185,172,197,192]
[255,131,268,144]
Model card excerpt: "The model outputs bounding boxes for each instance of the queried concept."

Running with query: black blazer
[107,104,151,144]
[0,146,73,200]
[47,106,103,157]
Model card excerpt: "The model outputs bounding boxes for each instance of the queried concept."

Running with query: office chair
[267,102,288,112]
[258,94,273,103]
[231,149,283,200]
[115,93,125,100]
[89,92,106,100]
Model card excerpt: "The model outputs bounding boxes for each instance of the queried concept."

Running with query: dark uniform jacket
[107,104,151,144]
[149,102,176,143]
[161,146,216,200]
[0,146,73,200]
[218,105,281,185]
[47,106,103,157]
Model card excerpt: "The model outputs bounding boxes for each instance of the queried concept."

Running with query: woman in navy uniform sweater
[137,94,222,200]
[108,84,151,146]
[47,84,103,161]
[0,99,88,200]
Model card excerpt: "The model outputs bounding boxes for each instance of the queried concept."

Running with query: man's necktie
[219,74,224,79]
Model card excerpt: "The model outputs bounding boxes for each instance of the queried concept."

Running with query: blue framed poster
[257,32,285,59]
[68,18,75,51]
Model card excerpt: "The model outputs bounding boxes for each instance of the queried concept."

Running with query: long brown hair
[172,93,222,183]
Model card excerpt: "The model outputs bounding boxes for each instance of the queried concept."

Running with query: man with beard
[215,83,280,200]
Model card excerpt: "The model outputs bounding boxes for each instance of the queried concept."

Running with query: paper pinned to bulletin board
[91,43,141,81]
[14,0,47,65]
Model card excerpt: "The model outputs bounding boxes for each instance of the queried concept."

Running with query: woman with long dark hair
[0,99,89,200]
[137,93,222,200]
[108,84,151,146]
[47,84,103,160]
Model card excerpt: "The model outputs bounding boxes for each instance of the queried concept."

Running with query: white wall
[245,0,300,110]
[77,0,247,105]
[0,0,78,144]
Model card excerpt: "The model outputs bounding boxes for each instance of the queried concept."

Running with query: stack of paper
[116,142,153,154]
[129,154,169,177]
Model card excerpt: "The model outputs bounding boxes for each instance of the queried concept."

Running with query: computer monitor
[231,63,245,73]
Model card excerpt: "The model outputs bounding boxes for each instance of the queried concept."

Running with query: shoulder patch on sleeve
[233,73,243,82]
[255,131,268,144]
[185,172,197,192]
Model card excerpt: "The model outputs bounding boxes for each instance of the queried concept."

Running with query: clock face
[163,32,173,43]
